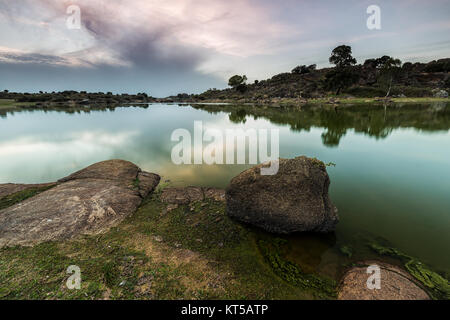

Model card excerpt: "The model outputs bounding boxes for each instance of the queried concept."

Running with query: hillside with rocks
[176,57,450,102]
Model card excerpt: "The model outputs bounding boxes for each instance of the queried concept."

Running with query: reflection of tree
[228,109,247,124]
[319,109,350,147]
[192,103,450,147]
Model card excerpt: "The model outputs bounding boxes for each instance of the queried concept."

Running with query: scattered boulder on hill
[0,160,160,247]
[338,261,430,300]
[225,156,338,234]
[433,89,448,98]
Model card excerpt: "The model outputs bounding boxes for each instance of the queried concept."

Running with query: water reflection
[193,102,450,147]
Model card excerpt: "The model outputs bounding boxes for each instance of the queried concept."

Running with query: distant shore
[1,97,449,113]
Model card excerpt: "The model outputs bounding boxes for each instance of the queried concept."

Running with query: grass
[0,185,55,211]
[0,194,329,300]
[191,97,449,109]
[0,99,36,109]
[1,190,447,300]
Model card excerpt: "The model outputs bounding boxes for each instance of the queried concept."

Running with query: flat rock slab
[0,160,160,247]
[160,187,225,205]
[338,261,430,300]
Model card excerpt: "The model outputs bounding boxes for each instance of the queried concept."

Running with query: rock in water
[0,160,160,247]
[338,262,430,300]
[225,156,338,234]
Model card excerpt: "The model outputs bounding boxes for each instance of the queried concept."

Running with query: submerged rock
[225,156,338,234]
[338,261,430,300]
[0,160,160,247]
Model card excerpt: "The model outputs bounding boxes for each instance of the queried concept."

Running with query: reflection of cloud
[0,131,138,156]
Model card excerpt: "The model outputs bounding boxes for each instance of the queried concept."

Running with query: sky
[0,0,449,97]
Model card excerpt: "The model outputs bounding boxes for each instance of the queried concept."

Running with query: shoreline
[1,97,449,112]
[0,160,448,300]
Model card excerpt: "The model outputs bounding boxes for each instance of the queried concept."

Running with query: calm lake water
[1,103,449,276]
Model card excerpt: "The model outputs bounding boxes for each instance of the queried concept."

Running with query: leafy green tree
[375,56,402,97]
[329,45,357,68]
[228,75,248,89]
[323,68,359,95]
[292,64,316,74]
[325,45,359,95]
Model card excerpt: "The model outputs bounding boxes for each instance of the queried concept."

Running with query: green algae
[339,245,353,258]
[258,238,337,299]
[310,157,326,170]
[370,243,450,300]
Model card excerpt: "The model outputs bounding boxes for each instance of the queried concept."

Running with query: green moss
[0,196,336,300]
[0,185,55,211]
[132,178,140,189]
[339,246,353,258]
[370,243,450,300]
[127,196,317,299]
[310,157,326,170]
[258,238,337,299]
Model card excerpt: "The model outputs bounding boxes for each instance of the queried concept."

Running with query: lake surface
[1,102,449,276]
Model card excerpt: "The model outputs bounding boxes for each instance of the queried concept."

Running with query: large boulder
[338,261,430,300]
[225,156,338,234]
[0,160,160,247]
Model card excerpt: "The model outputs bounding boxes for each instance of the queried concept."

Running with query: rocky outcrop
[433,89,448,98]
[225,156,338,234]
[0,160,160,247]
[338,261,430,300]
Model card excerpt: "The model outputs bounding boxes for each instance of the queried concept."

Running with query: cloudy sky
[0,0,449,97]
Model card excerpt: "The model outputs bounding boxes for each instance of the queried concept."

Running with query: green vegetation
[0,99,36,109]
[177,46,449,103]
[0,91,154,110]
[370,243,450,300]
[0,185,55,211]
[0,194,330,300]
[1,190,448,300]
[258,238,337,299]
[228,75,248,93]
[325,45,359,95]
[192,102,450,147]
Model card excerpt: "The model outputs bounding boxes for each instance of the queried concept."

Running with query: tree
[329,45,357,68]
[323,68,359,95]
[363,58,378,69]
[375,56,402,97]
[292,64,316,74]
[325,45,359,95]
[228,75,247,89]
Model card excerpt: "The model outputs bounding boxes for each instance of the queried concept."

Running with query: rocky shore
[0,160,160,247]
[0,159,446,300]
